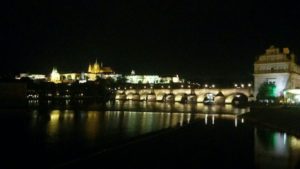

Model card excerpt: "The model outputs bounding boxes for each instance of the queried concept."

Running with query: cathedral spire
[88,63,92,73]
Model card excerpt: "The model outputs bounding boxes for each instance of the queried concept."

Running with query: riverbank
[242,105,300,137]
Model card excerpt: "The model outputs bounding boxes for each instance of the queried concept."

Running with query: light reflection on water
[106,100,250,114]
[255,129,300,169]
[45,110,196,142]
[3,102,300,169]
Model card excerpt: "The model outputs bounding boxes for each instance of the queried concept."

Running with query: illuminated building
[88,59,113,74]
[254,46,300,99]
[16,60,180,85]
[125,70,182,84]
[16,73,46,81]
[50,67,61,83]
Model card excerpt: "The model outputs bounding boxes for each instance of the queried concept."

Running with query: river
[0,101,299,169]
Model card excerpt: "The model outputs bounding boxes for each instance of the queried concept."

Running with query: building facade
[254,46,300,99]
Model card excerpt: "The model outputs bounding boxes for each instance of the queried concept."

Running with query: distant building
[16,73,46,81]
[86,59,115,81]
[254,46,300,100]
[125,70,182,84]
[50,67,61,83]
[88,59,113,74]
[16,60,181,85]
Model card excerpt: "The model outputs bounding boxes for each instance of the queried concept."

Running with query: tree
[256,82,277,101]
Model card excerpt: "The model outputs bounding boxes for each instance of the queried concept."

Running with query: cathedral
[88,59,113,74]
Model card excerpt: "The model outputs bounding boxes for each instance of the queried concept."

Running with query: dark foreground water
[0,101,300,169]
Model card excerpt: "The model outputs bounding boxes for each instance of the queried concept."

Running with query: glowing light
[181,85,184,88]
[188,85,191,88]
[234,118,237,127]
[234,84,238,87]
[205,84,208,88]
[212,115,215,125]
[248,83,252,87]
[241,84,244,88]
[50,67,61,83]
[168,85,171,89]
[205,114,208,125]
[241,118,244,123]
[212,84,215,88]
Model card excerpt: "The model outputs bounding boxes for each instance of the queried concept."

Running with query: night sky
[2,1,300,82]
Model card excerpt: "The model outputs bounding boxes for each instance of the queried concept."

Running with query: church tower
[88,59,101,74]
[88,63,92,73]
[93,59,101,73]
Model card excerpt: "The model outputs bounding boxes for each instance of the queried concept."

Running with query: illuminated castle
[88,59,113,74]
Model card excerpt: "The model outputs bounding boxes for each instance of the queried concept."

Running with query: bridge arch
[187,94,197,103]
[175,93,188,102]
[164,93,175,102]
[197,93,215,103]
[146,94,156,101]
[214,91,225,104]
[115,93,126,100]
[126,93,140,101]
[225,93,248,104]
[156,93,166,101]
[140,93,148,101]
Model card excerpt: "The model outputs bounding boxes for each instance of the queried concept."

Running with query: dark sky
[2,0,300,82]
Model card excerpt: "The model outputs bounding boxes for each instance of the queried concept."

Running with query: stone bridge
[115,88,254,104]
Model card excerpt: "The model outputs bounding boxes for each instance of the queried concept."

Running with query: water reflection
[44,110,247,142]
[4,103,300,169]
[106,100,250,114]
[44,110,198,142]
[255,129,300,169]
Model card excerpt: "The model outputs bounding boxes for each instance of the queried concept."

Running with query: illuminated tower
[254,46,300,98]
[88,59,101,74]
[93,59,101,73]
[88,63,92,73]
[50,67,61,83]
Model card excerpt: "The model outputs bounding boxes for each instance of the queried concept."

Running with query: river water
[1,101,300,169]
